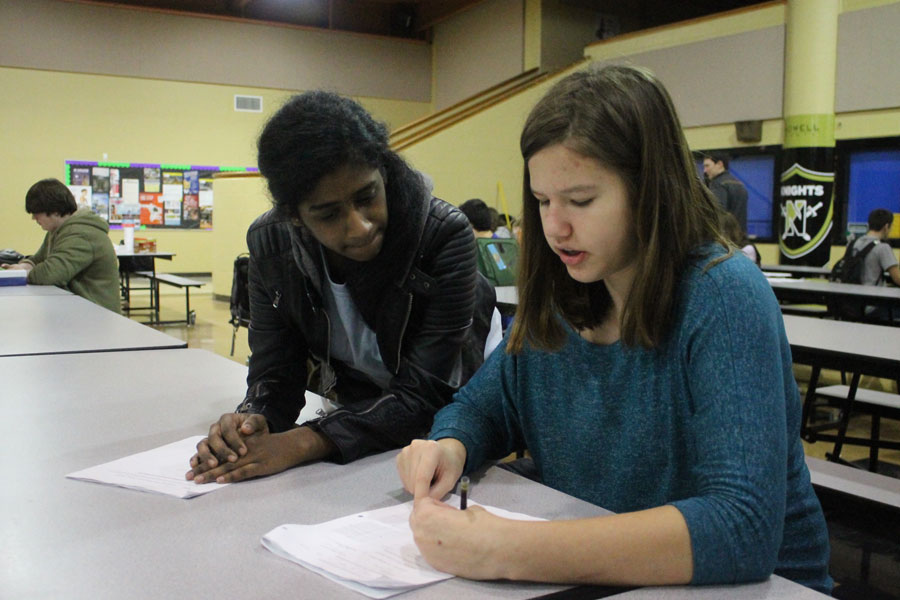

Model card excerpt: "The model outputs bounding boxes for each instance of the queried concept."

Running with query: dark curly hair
[257,91,423,218]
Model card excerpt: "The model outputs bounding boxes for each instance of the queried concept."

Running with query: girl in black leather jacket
[187,92,495,484]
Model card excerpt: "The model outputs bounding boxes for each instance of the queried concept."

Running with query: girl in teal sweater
[396,65,832,594]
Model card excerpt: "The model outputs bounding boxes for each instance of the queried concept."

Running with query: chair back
[475,238,518,286]
[229,253,251,328]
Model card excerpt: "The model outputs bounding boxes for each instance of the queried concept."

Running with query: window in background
[729,154,775,240]
[846,149,900,237]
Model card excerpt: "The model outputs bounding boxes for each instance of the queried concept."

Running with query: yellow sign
[783,114,835,149]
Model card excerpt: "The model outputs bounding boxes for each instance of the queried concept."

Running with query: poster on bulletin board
[65,160,258,230]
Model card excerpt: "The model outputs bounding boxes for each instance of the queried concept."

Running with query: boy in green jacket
[2,178,120,313]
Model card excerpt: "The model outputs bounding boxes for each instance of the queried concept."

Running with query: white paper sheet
[262,496,544,598]
[66,436,229,499]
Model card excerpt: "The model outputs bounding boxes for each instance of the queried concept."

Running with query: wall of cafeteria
[4,0,899,283]
[401,0,900,269]
[0,0,433,276]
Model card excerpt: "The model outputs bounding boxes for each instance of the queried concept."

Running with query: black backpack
[0,248,24,265]
[228,253,251,355]
[829,240,878,285]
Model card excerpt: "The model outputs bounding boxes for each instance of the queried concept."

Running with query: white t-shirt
[320,257,393,391]
[740,244,759,265]
[851,235,898,286]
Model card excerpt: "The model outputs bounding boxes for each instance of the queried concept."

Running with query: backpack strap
[855,240,881,284]
[860,240,881,281]
[855,240,878,257]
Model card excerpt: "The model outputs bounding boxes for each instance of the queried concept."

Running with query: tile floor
[135,283,900,599]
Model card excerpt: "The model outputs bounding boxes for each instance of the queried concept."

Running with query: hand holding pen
[396,439,467,501]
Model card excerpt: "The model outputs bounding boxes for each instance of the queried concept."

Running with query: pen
[459,476,469,510]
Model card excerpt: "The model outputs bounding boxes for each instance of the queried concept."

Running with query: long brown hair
[508,65,728,353]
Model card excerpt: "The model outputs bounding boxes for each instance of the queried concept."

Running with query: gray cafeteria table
[760,263,832,278]
[781,315,900,463]
[0,283,73,296]
[0,293,186,356]
[1,349,827,599]
[768,278,900,313]
[497,281,900,318]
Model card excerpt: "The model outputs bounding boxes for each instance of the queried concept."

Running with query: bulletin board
[65,160,258,230]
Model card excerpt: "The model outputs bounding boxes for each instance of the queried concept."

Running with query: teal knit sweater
[429,247,832,594]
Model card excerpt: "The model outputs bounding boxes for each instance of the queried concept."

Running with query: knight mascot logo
[779,163,834,262]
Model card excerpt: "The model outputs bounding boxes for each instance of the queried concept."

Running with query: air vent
[234,95,262,113]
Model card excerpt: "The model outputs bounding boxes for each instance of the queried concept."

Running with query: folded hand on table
[186,413,334,484]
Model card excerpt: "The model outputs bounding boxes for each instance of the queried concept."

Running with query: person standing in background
[703,152,748,232]
[1,178,120,313]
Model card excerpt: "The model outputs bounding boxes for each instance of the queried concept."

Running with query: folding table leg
[869,409,881,473]
[800,365,821,441]
[828,371,861,463]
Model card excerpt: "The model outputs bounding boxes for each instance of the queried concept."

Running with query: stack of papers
[262,497,544,598]
[66,436,229,499]
[0,270,27,286]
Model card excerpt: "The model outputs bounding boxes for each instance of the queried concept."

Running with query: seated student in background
[853,208,900,287]
[1,178,120,313]
[187,92,496,484]
[396,65,832,594]
[458,198,496,238]
[720,211,760,266]
[853,208,900,321]
[494,213,514,239]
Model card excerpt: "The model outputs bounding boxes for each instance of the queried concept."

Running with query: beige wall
[585,4,786,128]
[0,68,429,283]
[0,0,432,287]
[403,0,900,235]
[5,0,898,284]
[431,0,525,110]
[0,0,431,102]
[402,68,577,217]
[836,2,900,112]
[540,0,601,71]
[209,176,269,298]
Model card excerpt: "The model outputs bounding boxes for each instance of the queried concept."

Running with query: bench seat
[815,385,900,410]
[806,456,900,510]
[135,271,204,288]
[812,384,900,473]
[134,271,204,324]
